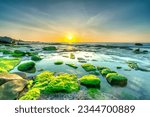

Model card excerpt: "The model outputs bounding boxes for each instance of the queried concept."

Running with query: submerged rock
[18,62,36,73]
[81,63,96,72]
[31,55,42,61]
[54,61,63,65]
[66,63,78,69]
[127,61,139,70]
[0,79,27,100]
[79,75,100,88]
[70,53,75,59]
[106,73,127,86]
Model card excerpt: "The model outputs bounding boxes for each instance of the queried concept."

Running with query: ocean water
[1,42,150,100]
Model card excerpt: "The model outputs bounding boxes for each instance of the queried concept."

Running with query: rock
[106,73,127,86]
[0,58,21,73]
[135,43,143,46]
[81,63,96,72]
[31,55,42,61]
[54,61,63,65]
[70,53,75,59]
[66,63,78,69]
[116,66,122,69]
[12,72,27,79]
[0,79,27,100]
[12,50,26,57]
[43,46,57,51]
[0,73,23,85]
[79,75,101,88]
[127,61,139,70]
[18,62,36,73]
[100,68,116,76]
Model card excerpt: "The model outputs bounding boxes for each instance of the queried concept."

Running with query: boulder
[0,79,27,100]
[0,73,23,85]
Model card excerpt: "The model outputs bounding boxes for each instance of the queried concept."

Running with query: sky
[0,0,150,42]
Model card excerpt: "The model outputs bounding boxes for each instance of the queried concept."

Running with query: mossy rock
[79,75,100,88]
[18,62,36,73]
[100,68,116,76]
[43,46,57,51]
[19,88,40,100]
[0,49,12,54]
[44,73,79,93]
[97,66,110,72]
[54,61,63,65]
[12,50,26,57]
[127,61,139,70]
[66,63,78,69]
[89,71,99,75]
[31,55,42,61]
[81,63,96,72]
[0,58,21,73]
[106,73,127,86]
[34,71,54,83]
[70,53,75,59]
[87,88,104,99]
[116,66,122,69]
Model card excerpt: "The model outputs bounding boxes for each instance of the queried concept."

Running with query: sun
[68,35,73,40]
[65,34,75,43]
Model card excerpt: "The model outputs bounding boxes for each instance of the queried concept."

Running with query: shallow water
[1,42,150,100]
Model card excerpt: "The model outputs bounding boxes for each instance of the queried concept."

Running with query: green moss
[19,88,40,100]
[87,88,103,99]
[66,63,78,69]
[43,46,57,51]
[0,58,21,73]
[44,73,79,93]
[106,73,127,86]
[27,80,34,89]
[116,66,122,69]
[79,75,100,87]
[0,49,12,54]
[34,71,54,83]
[97,66,110,71]
[100,68,116,76]
[81,63,96,72]
[127,61,139,70]
[18,62,36,72]
[89,71,99,75]
[31,55,42,61]
[54,61,63,65]
[70,53,75,59]
[12,50,26,57]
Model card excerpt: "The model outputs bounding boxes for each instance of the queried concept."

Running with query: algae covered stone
[106,73,127,86]
[101,68,116,76]
[19,88,40,100]
[66,63,78,69]
[97,66,110,72]
[18,62,36,73]
[31,55,42,61]
[127,61,139,70]
[81,63,96,72]
[0,58,21,73]
[12,50,26,57]
[79,75,100,87]
[44,73,79,93]
[54,61,63,65]
[70,53,75,59]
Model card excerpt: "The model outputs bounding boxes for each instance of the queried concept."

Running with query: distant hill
[0,36,16,44]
